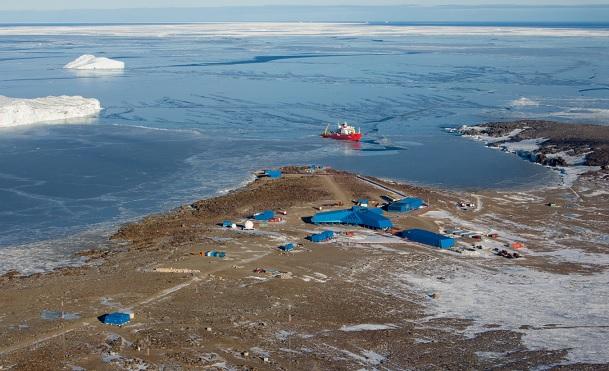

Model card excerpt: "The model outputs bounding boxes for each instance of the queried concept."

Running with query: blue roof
[254,210,275,221]
[400,229,454,249]
[311,206,393,230]
[264,169,282,179]
[358,206,383,215]
[309,230,335,242]
[388,197,424,212]
[100,312,132,326]
[205,250,226,258]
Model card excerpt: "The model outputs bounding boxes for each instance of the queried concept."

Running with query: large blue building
[399,229,455,249]
[387,197,424,213]
[311,206,393,230]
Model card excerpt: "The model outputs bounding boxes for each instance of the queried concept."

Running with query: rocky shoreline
[452,120,609,171]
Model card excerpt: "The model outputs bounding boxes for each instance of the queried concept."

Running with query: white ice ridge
[1,23,609,38]
[64,54,125,70]
[0,95,102,127]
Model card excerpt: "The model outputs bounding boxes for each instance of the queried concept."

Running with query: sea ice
[0,95,102,127]
[552,108,609,121]
[2,23,609,38]
[510,97,539,107]
[64,54,125,70]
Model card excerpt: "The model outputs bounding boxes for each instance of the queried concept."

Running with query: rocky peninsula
[454,120,609,170]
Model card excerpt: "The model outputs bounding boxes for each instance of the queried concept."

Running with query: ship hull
[321,132,362,142]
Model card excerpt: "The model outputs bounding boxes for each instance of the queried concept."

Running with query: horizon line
[3,4,609,12]
[2,21,609,27]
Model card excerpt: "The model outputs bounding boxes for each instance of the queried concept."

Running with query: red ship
[321,122,362,142]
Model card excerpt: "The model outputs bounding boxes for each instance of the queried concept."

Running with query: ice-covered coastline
[448,121,607,187]
[452,125,552,160]
[0,95,102,127]
[64,54,125,70]
[2,23,609,38]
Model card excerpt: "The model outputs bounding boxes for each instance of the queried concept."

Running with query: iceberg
[0,95,102,127]
[64,54,125,70]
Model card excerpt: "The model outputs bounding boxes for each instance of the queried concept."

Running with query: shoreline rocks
[453,120,609,169]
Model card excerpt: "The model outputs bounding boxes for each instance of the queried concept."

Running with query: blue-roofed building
[253,210,275,221]
[99,312,133,326]
[311,206,393,230]
[399,229,455,249]
[309,230,335,243]
[387,197,424,213]
[279,243,295,251]
[205,250,226,258]
[263,169,282,179]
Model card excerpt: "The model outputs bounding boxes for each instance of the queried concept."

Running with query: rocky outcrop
[455,120,609,168]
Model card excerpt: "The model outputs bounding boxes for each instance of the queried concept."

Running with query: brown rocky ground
[1,168,608,370]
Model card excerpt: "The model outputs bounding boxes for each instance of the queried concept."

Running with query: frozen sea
[1,23,609,274]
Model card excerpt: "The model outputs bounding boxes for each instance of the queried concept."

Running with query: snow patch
[275,330,296,341]
[544,151,589,166]
[530,248,609,265]
[100,297,122,308]
[40,309,80,321]
[360,350,386,365]
[0,95,101,127]
[499,138,547,153]
[249,346,270,357]
[458,125,527,144]
[584,190,609,198]
[339,323,398,332]
[397,265,609,364]
[559,165,601,188]
[64,54,125,70]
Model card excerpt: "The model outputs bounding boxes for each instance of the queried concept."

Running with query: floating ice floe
[510,97,539,107]
[0,95,102,127]
[64,54,125,70]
